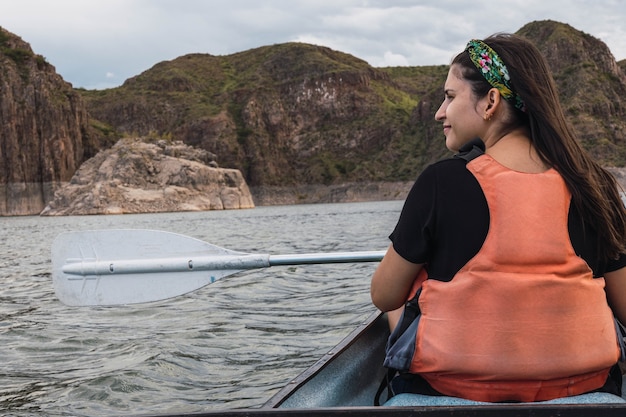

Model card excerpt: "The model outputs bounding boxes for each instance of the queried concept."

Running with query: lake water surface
[0,201,402,416]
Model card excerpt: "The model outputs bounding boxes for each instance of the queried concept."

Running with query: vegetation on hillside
[78,21,626,189]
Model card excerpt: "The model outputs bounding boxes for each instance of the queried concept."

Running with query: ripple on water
[0,201,402,416]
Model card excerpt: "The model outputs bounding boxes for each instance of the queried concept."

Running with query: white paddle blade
[52,229,253,306]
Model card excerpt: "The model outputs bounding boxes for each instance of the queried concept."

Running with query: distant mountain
[1,20,625,215]
[81,44,449,188]
[81,20,626,189]
[517,20,626,163]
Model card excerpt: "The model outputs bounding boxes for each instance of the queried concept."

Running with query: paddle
[52,229,385,306]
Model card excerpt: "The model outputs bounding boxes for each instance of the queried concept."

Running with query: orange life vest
[410,154,621,402]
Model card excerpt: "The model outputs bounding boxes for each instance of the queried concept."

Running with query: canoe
[140,311,626,416]
[261,311,626,416]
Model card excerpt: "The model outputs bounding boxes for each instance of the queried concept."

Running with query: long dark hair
[452,33,626,261]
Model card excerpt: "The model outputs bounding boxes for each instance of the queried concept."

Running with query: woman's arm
[604,266,626,325]
[370,244,424,313]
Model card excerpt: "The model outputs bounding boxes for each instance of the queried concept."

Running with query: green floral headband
[465,39,526,112]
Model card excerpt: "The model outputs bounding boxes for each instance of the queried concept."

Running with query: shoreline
[248,181,414,207]
[1,168,625,217]
[250,167,626,207]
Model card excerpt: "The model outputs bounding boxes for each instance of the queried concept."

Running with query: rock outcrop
[41,138,254,215]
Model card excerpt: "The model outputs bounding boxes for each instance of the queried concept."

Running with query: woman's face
[434,65,486,152]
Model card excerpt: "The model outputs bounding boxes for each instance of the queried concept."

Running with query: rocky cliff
[41,138,254,215]
[0,27,253,216]
[0,28,92,215]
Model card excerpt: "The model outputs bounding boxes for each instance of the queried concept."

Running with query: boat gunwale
[139,403,626,417]
[263,310,385,408]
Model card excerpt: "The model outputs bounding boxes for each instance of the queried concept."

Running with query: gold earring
[484,112,492,121]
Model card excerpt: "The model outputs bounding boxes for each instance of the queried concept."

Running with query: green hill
[80,20,626,190]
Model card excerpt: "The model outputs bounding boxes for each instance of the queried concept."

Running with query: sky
[2,0,626,90]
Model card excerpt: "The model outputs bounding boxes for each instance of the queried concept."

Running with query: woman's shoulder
[408,156,484,203]
[421,138,486,177]
[421,154,479,180]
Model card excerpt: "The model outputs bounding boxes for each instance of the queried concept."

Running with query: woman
[371,33,626,403]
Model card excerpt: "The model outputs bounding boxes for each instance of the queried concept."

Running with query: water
[0,201,403,416]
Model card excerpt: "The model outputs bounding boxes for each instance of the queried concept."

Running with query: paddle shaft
[62,251,386,277]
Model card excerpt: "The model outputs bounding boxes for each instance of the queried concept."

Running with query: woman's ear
[483,88,501,121]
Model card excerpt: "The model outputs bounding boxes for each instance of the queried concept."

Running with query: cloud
[380,51,409,67]
[1,0,625,89]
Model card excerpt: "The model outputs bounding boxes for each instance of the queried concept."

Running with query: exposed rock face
[41,138,254,215]
[0,28,92,216]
